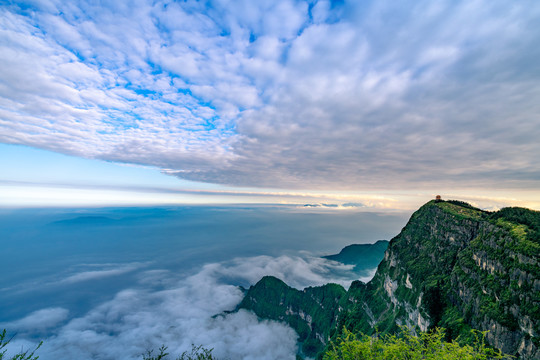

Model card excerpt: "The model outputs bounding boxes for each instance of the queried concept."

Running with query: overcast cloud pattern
[1,0,540,189]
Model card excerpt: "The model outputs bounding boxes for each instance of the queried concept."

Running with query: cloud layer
[59,262,146,284]
[1,0,539,190]
[3,253,366,360]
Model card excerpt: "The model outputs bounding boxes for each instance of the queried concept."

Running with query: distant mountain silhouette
[49,216,117,226]
[323,240,389,275]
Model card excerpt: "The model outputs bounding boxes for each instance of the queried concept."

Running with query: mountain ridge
[323,240,388,276]
[238,200,540,359]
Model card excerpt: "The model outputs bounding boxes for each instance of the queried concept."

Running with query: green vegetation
[0,330,42,360]
[490,207,540,243]
[5,200,536,360]
[241,200,540,359]
[238,276,347,357]
[489,207,540,258]
[142,345,217,360]
[324,326,510,360]
[435,200,485,220]
[323,240,389,275]
[0,329,218,360]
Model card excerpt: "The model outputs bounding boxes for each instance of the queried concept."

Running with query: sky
[1,0,540,210]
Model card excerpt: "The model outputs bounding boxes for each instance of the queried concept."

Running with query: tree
[142,344,218,360]
[0,329,42,360]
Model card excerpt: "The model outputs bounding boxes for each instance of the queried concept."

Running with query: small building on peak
[435,195,442,201]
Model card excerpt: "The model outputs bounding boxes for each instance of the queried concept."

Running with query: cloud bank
[59,262,146,284]
[1,0,539,190]
[1,307,69,332]
[4,253,366,360]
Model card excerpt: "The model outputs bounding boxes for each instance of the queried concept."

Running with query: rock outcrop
[239,200,540,359]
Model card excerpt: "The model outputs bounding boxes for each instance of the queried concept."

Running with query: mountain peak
[239,200,540,359]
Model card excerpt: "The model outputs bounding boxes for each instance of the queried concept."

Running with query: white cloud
[59,263,145,284]
[3,252,368,360]
[1,0,539,191]
[1,308,69,332]
[194,253,362,290]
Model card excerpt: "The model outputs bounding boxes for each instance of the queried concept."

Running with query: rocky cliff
[238,200,540,359]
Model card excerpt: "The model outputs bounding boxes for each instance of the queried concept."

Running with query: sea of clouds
[3,253,371,360]
[0,206,403,359]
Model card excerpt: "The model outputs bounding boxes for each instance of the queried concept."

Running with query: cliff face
[359,201,539,358]
[238,276,346,356]
[238,200,540,359]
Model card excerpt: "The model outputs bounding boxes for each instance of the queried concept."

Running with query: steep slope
[239,200,540,359]
[237,276,346,356]
[238,240,389,357]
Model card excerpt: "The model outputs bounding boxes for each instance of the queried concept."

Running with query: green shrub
[142,344,218,360]
[0,329,42,360]
[324,326,511,360]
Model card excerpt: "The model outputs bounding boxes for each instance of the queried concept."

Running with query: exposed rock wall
[239,201,540,359]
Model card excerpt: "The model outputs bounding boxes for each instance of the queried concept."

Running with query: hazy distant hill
[323,240,388,275]
[239,200,540,359]
[49,216,117,226]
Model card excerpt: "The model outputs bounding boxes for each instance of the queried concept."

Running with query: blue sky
[1,0,539,210]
